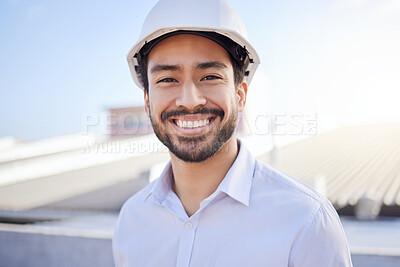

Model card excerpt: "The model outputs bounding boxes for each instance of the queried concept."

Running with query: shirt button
[185,222,193,230]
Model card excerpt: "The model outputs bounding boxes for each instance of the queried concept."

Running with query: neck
[170,137,239,217]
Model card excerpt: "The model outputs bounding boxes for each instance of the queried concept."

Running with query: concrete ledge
[0,231,113,267]
[351,253,400,267]
[0,212,116,267]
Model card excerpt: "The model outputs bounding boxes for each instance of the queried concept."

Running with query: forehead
[147,34,232,67]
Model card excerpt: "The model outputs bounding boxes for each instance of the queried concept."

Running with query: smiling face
[145,34,247,163]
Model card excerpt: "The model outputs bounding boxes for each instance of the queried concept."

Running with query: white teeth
[176,119,210,128]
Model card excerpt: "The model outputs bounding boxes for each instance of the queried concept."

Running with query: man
[113,0,353,266]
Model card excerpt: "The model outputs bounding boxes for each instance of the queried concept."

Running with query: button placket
[176,217,199,267]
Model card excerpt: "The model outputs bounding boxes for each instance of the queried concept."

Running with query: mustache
[161,107,224,122]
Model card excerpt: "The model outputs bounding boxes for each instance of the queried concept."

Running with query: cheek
[148,91,174,118]
[217,90,236,107]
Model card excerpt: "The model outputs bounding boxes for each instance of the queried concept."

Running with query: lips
[161,107,223,135]
[175,119,210,128]
[166,114,216,136]
[161,107,224,123]
[171,114,215,129]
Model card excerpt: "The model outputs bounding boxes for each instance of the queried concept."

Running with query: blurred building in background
[108,106,153,137]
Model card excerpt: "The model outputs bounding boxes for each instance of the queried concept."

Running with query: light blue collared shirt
[113,141,352,267]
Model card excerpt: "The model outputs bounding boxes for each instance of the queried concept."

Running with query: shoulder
[113,179,161,264]
[114,179,158,237]
[253,159,329,206]
[119,179,157,214]
[252,161,352,265]
[250,159,338,225]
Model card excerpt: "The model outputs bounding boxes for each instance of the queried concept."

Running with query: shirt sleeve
[289,201,353,267]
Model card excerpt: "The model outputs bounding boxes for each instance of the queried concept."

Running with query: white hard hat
[127,0,260,89]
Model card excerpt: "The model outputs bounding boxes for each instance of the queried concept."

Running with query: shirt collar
[145,139,256,207]
[217,140,255,206]
[144,161,173,204]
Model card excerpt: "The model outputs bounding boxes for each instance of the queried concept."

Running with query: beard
[149,105,238,163]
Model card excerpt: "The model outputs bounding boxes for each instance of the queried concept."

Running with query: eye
[157,77,177,84]
[201,75,221,81]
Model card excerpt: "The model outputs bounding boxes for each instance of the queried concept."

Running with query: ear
[143,89,150,117]
[236,81,248,112]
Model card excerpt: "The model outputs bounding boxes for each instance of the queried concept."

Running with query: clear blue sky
[1,0,399,140]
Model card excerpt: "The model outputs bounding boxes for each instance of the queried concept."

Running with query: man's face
[144,34,247,162]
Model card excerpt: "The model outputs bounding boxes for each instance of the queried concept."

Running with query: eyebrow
[196,61,228,70]
[150,61,228,74]
[150,64,182,74]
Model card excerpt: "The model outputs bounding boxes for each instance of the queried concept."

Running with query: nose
[175,81,206,110]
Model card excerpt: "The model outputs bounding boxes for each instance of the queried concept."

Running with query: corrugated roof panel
[260,124,400,216]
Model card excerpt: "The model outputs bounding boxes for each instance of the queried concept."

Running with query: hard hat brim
[127,27,260,89]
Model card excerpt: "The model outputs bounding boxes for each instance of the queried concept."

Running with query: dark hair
[136,52,246,94]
